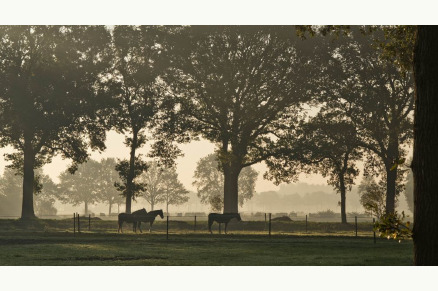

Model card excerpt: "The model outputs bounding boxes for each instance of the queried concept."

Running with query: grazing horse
[136,209,164,233]
[208,213,242,234]
[118,208,147,233]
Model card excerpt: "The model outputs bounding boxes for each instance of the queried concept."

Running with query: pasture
[0,218,413,266]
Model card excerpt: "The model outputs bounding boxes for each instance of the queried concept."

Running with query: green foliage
[101,26,182,210]
[114,156,148,200]
[374,211,412,242]
[359,175,387,217]
[0,26,112,172]
[193,154,258,211]
[166,26,328,212]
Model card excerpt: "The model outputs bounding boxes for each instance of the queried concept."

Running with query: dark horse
[118,208,147,233]
[208,213,242,234]
[136,209,164,233]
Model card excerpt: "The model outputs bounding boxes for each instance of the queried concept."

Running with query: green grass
[0,218,413,266]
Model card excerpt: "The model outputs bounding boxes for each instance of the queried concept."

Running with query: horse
[118,208,147,233]
[208,213,242,234]
[136,209,164,233]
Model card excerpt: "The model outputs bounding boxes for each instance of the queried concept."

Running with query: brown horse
[118,208,147,233]
[136,209,164,233]
[208,213,242,234]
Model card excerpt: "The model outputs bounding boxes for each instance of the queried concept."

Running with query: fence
[0,213,395,244]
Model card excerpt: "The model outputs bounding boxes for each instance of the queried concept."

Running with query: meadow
[0,218,413,266]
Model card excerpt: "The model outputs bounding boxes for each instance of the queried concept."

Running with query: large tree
[170,26,325,213]
[0,26,111,219]
[319,28,414,214]
[193,153,258,212]
[412,26,438,265]
[266,111,362,224]
[104,26,174,213]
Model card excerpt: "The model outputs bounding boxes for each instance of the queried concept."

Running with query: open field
[0,219,413,266]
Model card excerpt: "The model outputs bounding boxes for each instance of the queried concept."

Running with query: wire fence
[0,212,386,243]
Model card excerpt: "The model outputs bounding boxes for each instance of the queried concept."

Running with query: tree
[193,154,258,212]
[358,175,387,218]
[266,111,362,224]
[104,26,173,213]
[318,28,414,214]
[412,26,438,265]
[34,172,58,216]
[0,26,112,219]
[138,162,164,211]
[95,158,124,215]
[58,159,101,215]
[137,161,188,212]
[0,168,57,217]
[160,167,189,214]
[170,26,325,213]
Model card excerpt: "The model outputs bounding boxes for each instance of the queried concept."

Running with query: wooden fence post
[219,223,221,234]
[373,218,376,244]
[305,214,308,233]
[77,213,80,233]
[355,216,358,237]
[73,213,76,236]
[268,213,272,237]
[88,214,91,231]
[194,215,197,232]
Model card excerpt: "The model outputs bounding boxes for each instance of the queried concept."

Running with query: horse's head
[235,213,242,221]
[159,209,164,219]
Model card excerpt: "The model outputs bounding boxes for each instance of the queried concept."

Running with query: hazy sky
[0,130,328,193]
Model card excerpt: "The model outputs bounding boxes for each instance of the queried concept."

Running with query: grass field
[0,219,413,266]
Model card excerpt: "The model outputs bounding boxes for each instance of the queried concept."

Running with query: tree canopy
[0,26,112,218]
[169,26,327,213]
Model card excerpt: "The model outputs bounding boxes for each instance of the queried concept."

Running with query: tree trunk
[385,165,397,214]
[84,202,88,216]
[109,203,112,215]
[339,174,347,224]
[21,133,36,219]
[412,26,438,265]
[223,164,240,213]
[151,200,154,211]
[385,130,399,214]
[125,130,138,214]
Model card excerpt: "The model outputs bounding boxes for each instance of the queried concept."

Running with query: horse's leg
[225,222,228,234]
[139,222,142,233]
[149,221,152,233]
